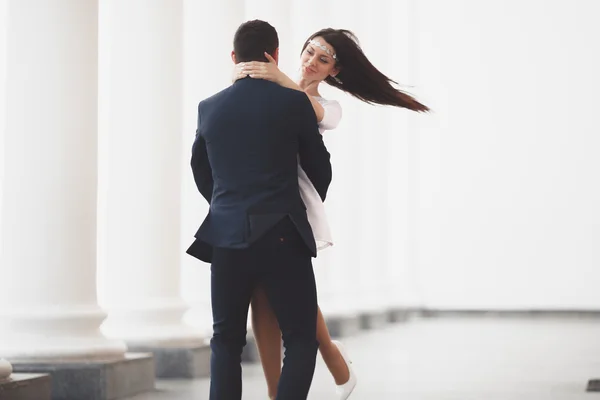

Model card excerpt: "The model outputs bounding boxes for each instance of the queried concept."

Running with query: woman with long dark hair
[233,28,428,400]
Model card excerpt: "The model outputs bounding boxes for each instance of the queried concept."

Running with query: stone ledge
[11,353,154,400]
[587,379,600,392]
[387,308,411,323]
[325,314,361,338]
[359,310,389,330]
[241,313,363,364]
[419,309,600,318]
[127,344,210,379]
[0,373,52,400]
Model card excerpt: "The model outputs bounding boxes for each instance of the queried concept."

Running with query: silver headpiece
[308,39,336,59]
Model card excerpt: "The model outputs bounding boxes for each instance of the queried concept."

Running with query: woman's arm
[276,73,325,122]
[233,55,325,122]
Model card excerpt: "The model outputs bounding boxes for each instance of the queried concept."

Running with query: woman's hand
[232,53,325,122]
[231,62,247,83]
[237,52,288,85]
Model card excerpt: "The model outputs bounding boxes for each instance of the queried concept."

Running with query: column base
[0,373,52,400]
[387,307,411,323]
[324,313,361,338]
[127,342,210,378]
[10,353,154,400]
[101,299,206,348]
[359,310,389,330]
[0,305,128,360]
[587,379,600,392]
[182,308,213,339]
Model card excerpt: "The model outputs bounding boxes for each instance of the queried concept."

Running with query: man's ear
[231,51,237,64]
[272,48,279,65]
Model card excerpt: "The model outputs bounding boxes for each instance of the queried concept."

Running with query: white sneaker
[332,340,357,400]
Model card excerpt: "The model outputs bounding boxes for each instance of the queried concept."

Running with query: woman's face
[300,37,338,82]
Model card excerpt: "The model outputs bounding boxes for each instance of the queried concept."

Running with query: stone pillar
[351,1,395,330]
[179,0,245,357]
[300,0,364,338]
[0,0,7,267]
[230,0,297,360]
[0,1,154,398]
[0,0,126,362]
[289,0,342,331]
[385,0,425,319]
[246,0,294,73]
[0,1,11,391]
[97,0,210,378]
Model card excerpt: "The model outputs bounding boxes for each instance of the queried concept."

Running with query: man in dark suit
[187,20,332,400]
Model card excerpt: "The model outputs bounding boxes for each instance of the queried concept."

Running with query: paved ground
[126,315,600,399]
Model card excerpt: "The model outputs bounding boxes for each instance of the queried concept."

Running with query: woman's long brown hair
[302,29,429,112]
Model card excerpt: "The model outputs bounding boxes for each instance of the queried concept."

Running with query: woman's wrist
[278,74,298,89]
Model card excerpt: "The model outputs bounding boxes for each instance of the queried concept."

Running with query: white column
[0,3,7,375]
[0,4,6,376]
[0,0,126,360]
[287,0,340,316]
[386,0,425,310]
[244,0,294,75]
[0,359,11,380]
[304,0,363,319]
[180,0,244,336]
[0,0,7,262]
[97,0,200,345]
[354,0,393,315]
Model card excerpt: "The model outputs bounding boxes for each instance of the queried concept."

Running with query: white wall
[0,0,6,260]
[412,0,600,309]
[176,0,600,312]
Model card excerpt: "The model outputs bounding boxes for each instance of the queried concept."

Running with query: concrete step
[0,373,52,400]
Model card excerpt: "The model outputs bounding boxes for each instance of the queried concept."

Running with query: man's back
[195,19,331,400]
[189,77,332,260]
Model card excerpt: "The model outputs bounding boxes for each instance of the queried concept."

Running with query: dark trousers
[209,218,319,400]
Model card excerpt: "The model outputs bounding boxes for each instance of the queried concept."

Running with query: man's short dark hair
[233,20,278,62]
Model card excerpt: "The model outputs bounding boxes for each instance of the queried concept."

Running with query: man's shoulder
[197,80,310,115]
[271,83,309,101]
[265,85,314,117]
[237,78,308,102]
[198,85,233,111]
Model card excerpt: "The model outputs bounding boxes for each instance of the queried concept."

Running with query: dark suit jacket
[186,78,332,263]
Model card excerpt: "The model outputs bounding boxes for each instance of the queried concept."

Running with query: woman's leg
[316,307,350,385]
[250,285,282,400]
[252,285,351,393]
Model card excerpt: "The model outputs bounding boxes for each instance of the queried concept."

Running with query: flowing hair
[302,28,429,112]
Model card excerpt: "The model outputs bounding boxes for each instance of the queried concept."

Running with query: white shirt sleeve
[318,99,342,131]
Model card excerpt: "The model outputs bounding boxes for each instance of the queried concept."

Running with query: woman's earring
[332,75,342,84]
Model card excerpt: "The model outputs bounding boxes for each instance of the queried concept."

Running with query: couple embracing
[187,19,427,400]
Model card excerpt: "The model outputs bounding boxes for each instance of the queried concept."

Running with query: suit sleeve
[191,103,214,204]
[296,94,332,201]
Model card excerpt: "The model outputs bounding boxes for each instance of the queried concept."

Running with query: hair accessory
[309,39,336,59]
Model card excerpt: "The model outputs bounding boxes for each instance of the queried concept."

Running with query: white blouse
[297,96,342,251]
